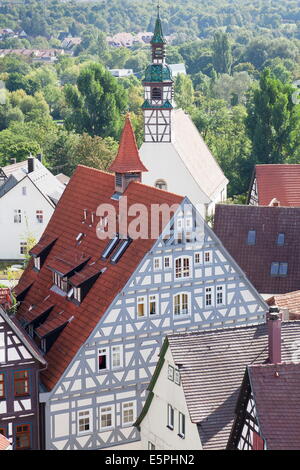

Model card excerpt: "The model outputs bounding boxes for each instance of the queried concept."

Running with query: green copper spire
[151,4,166,45]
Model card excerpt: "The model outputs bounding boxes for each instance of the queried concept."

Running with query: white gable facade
[39,199,266,450]
[0,158,65,260]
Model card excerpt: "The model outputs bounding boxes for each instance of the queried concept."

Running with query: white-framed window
[194,252,201,264]
[204,251,212,264]
[33,257,40,270]
[176,216,183,231]
[205,287,213,307]
[164,256,171,269]
[216,286,224,305]
[122,401,135,426]
[53,272,67,292]
[185,216,193,230]
[173,293,190,316]
[155,179,167,191]
[148,441,156,450]
[167,404,174,430]
[98,347,108,370]
[168,365,174,381]
[22,186,27,196]
[178,412,185,438]
[174,368,180,385]
[36,210,43,224]
[153,257,162,271]
[99,405,114,430]
[137,296,146,317]
[111,345,123,369]
[149,294,158,315]
[14,209,22,223]
[175,257,191,279]
[77,410,92,435]
[20,241,27,255]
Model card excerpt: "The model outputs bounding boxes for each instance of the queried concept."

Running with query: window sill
[166,425,174,431]
[178,433,185,439]
[173,314,190,319]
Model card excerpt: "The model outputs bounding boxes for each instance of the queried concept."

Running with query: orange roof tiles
[255,164,300,207]
[15,165,183,390]
[108,116,148,174]
[267,290,300,320]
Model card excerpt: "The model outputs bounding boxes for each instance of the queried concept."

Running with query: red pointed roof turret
[109,114,148,174]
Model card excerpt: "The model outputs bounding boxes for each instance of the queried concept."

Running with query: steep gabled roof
[108,116,148,174]
[214,204,300,294]
[15,165,183,390]
[247,363,300,450]
[254,164,300,207]
[172,109,228,199]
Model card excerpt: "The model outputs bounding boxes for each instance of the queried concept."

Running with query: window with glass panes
[178,412,185,438]
[204,251,211,263]
[216,286,224,305]
[36,210,43,223]
[167,404,174,429]
[14,209,21,223]
[15,424,30,449]
[149,295,157,315]
[137,297,145,317]
[14,371,29,396]
[78,410,91,433]
[175,258,190,278]
[174,293,189,315]
[122,402,135,425]
[98,348,108,370]
[20,242,27,255]
[0,373,4,398]
[111,346,122,369]
[100,406,113,430]
[205,287,212,307]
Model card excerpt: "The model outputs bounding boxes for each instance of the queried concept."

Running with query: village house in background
[213,204,300,298]
[0,156,66,261]
[139,10,228,218]
[248,164,300,207]
[0,306,47,450]
[12,114,266,450]
[135,309,300,450]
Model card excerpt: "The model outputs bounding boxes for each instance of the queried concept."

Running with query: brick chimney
[267,306,282,364]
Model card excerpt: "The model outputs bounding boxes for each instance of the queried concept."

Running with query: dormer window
[73,287,81,303]
[33,257,40,271]
[53,272,68,292]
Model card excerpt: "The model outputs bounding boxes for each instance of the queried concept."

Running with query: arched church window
[152,87,162,100]
[155,179,167,190]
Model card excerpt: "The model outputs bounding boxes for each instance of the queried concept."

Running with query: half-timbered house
[14,116,266,450]
[0,306,46,450]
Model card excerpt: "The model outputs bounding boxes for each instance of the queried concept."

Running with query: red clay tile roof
[214,204,300,294]
[15,165,182,390]
[0,433,11,450]
[248,362,300,450]
[255,164,300,207]
[167,321,300,450]
[267,290,300,320]
[108,116,148,174]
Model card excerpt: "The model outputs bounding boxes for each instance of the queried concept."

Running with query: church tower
[142,6,174,143]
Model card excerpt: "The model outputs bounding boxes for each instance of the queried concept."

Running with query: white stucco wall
[0,177,53,260]
[140,347,202,450]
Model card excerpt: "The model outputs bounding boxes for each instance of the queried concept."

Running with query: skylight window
[76,233,84,242]
[101,234,119,259]
[247,230,256,245]
[277,233,285,246]
[270,262,288,277]
[110,238,132,264]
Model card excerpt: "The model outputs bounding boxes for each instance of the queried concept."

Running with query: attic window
[115,173,122,187]
[247,230,256,245]
[110,237,132,264]
[277,233,285,246]
[155,179,167,190]
[270,262,288,277]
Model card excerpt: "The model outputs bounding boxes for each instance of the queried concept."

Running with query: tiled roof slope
[267,290,300,320]
[109,116,148,173]
[255,164,300,206]
[168,321,300,450]
[213,204,300,294]
[248,362,300,450]
[15,165,183,390]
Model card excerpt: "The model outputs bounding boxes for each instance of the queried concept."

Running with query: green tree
[174,74,195,110]
[246,68,299,164]
[212,31,232,75]
[64,63,128,138]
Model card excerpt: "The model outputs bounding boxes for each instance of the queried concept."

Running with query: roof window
[277,233,285,246]
[111,238,132,264]
[247,230,256,245]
